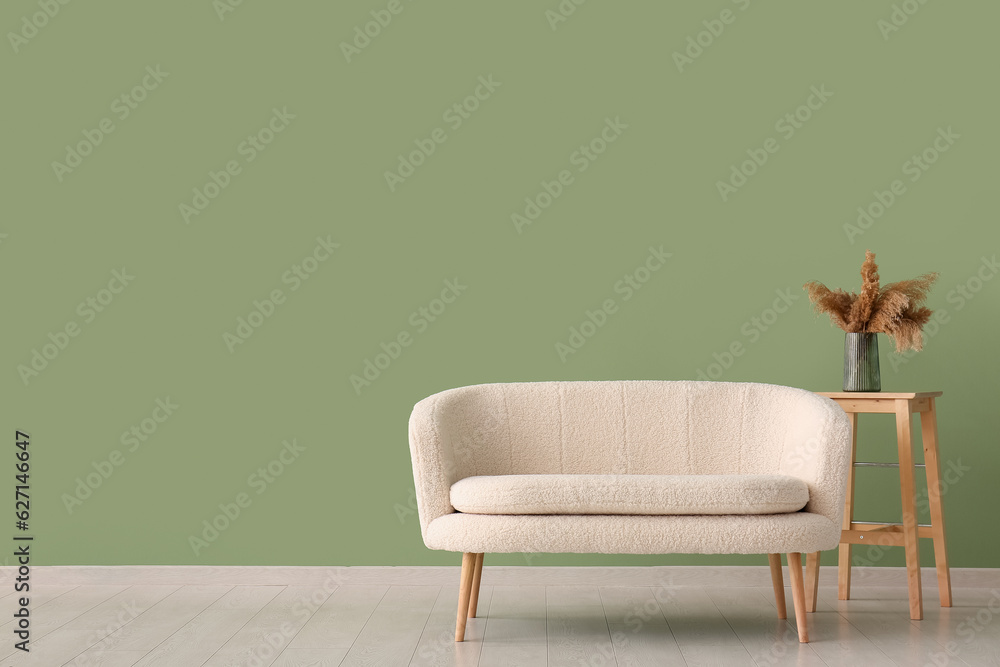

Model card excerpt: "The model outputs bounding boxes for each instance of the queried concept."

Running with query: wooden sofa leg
[468,553,484,618]
[805,552,820,613]
[767,554,787,619]
[787,552,809,643]
[456,552,476,641]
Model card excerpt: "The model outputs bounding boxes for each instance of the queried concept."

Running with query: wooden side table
[811,392,952,620]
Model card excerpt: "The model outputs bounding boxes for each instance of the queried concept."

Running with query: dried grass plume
[803,251,938,352]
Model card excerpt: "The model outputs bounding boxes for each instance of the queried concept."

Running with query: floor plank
[546,586,616,667]
[706,585,826,666]
[608,621,687,667]
[5,585,178,666]
[408,585,492,667]
[1,584,76,611]
[910,595,1000,666]
[818,587,976,667]
[753,586,895,666]
[131,586,282,666]
[478,586,547,667]
[0,585,126,659]
[288,585,388,650]
[0,582,79,655]
[85,585,233,652]
[203,585,339,667]
[339,586,440,667]
[62,649,150,666]
[656,586,758,666]
[271,648,350,666]
[598,587,669,627]
[598,587,686,666]
[208,585,286,610]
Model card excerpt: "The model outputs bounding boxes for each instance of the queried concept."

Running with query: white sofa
[408,380,852,643]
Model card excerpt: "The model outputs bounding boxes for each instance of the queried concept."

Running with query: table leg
[921,398,952,607]
[895,400,923,620]
[838,412,858,600]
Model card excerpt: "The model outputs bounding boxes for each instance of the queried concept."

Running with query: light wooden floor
[3,571,999,666]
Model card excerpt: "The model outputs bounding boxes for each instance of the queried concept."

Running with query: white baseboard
[2,565,997,589]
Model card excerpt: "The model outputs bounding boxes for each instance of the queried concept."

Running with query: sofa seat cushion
[450,474,809,516]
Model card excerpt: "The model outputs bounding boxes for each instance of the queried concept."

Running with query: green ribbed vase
[843,332,881,392]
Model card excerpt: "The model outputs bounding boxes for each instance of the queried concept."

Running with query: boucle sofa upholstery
[450,473,810,515]
[407,380,853,643]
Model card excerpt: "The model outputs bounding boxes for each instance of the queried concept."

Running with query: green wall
[3,1,998,568]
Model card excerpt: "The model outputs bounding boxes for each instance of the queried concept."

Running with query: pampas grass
[804,251,938,352]
[846,250,880,331]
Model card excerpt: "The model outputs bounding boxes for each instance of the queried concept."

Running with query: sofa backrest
[424,380,811,479]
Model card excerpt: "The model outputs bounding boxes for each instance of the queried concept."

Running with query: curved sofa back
[420,380,816,478]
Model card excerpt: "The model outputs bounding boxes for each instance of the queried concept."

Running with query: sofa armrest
[778,391,853,529]
[408,392,466,543]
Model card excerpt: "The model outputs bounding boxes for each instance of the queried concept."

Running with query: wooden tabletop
[817,391,943,399]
